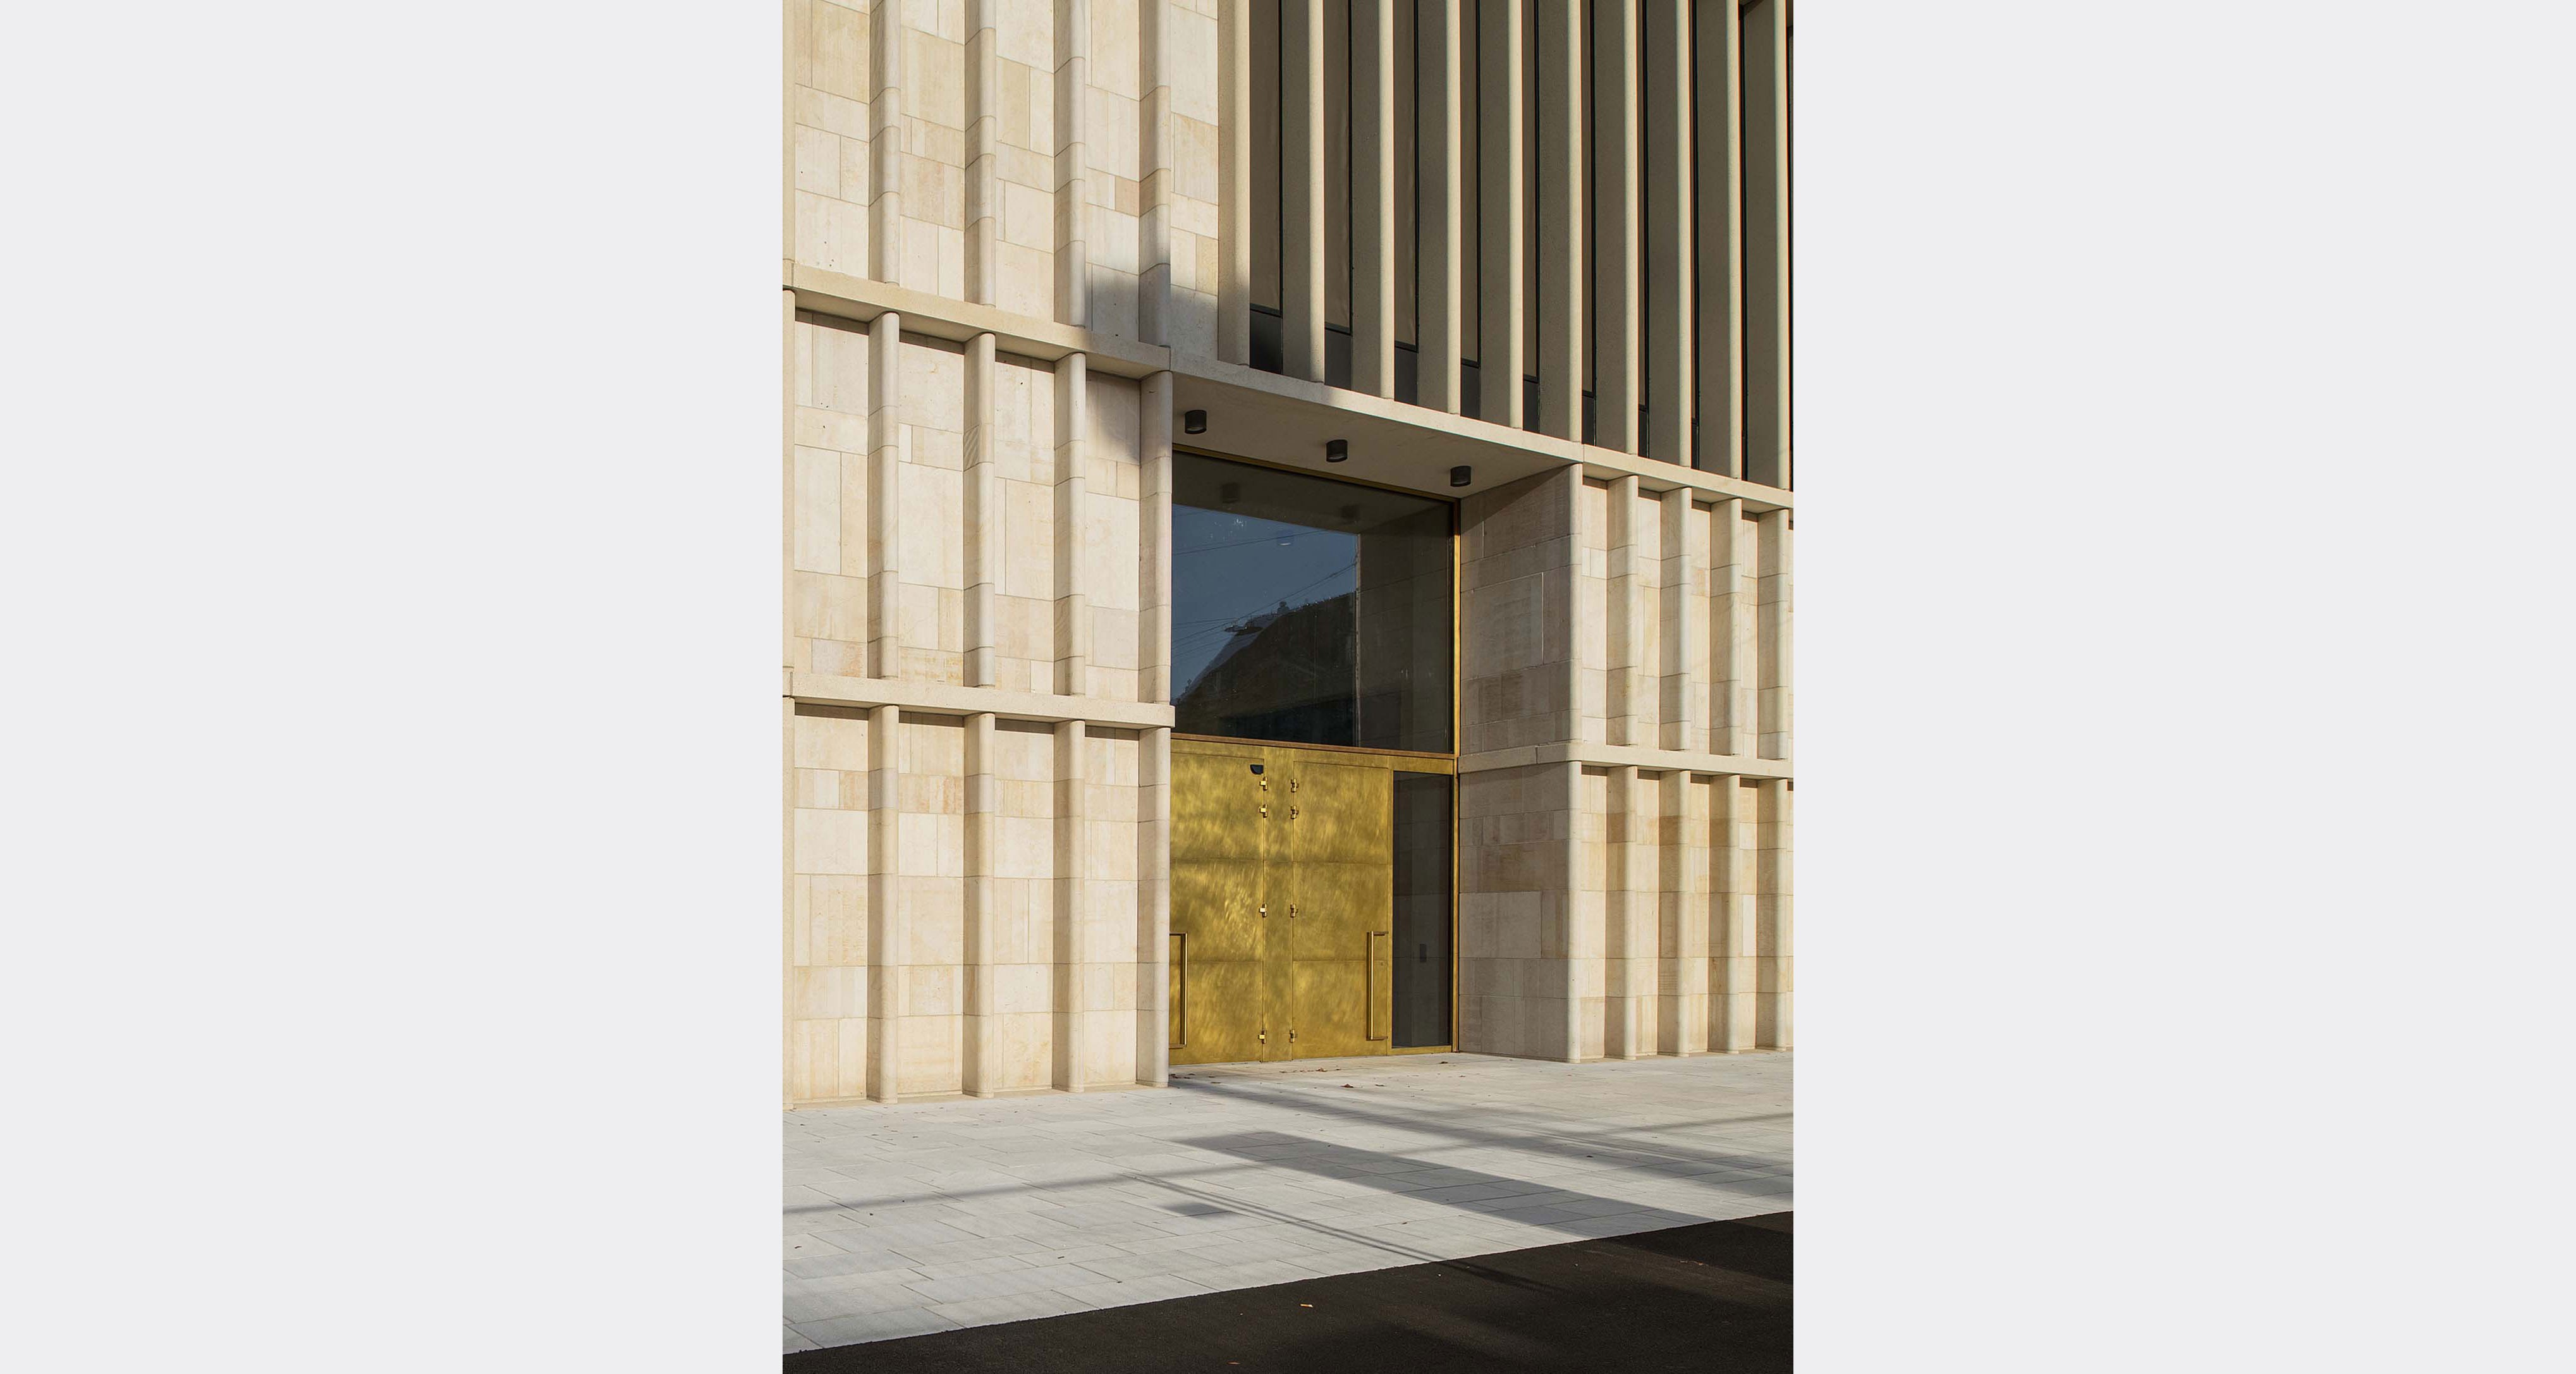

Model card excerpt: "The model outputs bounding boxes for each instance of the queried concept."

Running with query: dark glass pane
[1391,772,1454,1048]
[1171,454,1451,753]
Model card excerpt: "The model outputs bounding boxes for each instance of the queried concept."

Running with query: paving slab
[784,1050,1792,1353]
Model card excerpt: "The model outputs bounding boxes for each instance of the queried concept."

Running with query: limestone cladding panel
[896,715,968,1093]
[784,708,1152,1105]
[1574,480,1608,744]
[1460,469,1576,756]
[1572,766,1609,1060]
[791,333,1173,700]
[897,334,970,684]
[1558,480,1787,766]
[1456,764,1792,1067]
[1080,371,1144,701]
[793,1,877,277]
[1456,761,1575,1062]
[994,351,1060,692]
[995,0,1061,317]
[1162,0,1221,355]
[992,717,1061,1088]
[793,1,1217,345]
[783,347,1164,1105]
[1754,776,1793,1047]
[790,317,879,678]
[1079,727,1145,1086]
[886,3,971,297]
[788,704,876,1101]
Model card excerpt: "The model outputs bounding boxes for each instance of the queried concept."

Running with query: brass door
[1280,757,1390,1058]
[1168,740,1274,1065]
[1168,739,1395,1065]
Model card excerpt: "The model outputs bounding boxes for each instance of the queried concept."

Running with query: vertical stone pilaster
[1351,0,1396,398]
[1137,725,1171,1086]
[1281,0,1327,382]
[868,0,907,283]
[1534,0,1583,440]
[1140,371,1174,704]
[1590,0,1640,455]
[1052,353,1090,696]
[1758,509,1792,760]
[865,703,904,1100]
[965,0,1001,304]
[1418,0,1464,414]
[783,0,803,268]
[1477,0,1526,429]
[780,697,797,1107]
[1606,475,1643,747]
[1054,0,1093,327]
[781,289,798,675]
[961,711,1001,1095]
[1711,497,1750,757]
[1603,764,1642,1060]
[1643,0,1693,467]
[1553,758,1584,1062]
[1051,718,1090,1090]
[1713,775,1756,1051]
[1755,777,1792,1048]
[1659,488,1699,752]
[1695,0,1744,477]
[1139,0,1175,344]
[867,311,904,678]
[1662,770,1707,1054]
[1216,0,1252,364]
[964,333,1001,685]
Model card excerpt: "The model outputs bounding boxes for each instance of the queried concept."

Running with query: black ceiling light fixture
[1450,465,1473,488]
[1183,409,1207,434]
[1325,438,1349,462]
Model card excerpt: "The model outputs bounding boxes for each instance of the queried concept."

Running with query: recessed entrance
[1166,450,1457,1066]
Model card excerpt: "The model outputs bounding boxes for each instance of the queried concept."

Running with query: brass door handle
[1367,930,1391,1041]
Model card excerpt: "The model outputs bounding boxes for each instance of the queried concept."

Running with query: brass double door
[1168,738,1398,1064]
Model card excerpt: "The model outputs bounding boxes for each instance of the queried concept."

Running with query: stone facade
[784,0,1791,1105]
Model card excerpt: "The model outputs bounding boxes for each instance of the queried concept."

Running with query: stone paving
[783,1050,1793,1353]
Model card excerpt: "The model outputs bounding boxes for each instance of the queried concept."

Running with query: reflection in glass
[1391,772,1454,1048]
[1170,454,1452,753]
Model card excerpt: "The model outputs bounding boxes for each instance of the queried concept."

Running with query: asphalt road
[784,1212,1793,1373]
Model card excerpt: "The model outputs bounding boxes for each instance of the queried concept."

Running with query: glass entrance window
[1171,453,1453,754]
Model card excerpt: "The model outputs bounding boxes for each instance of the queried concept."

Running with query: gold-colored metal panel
[1279,756,1391,1060]
[1286,861,1386,960]
[1290,956,1374,1058]
[1171,747,1269,862]
[1170,861,1265,962]
[1367,931,1390,1041]
[1172,956,1271,1066]
[1169,739,1277,1067]
[1285,759,1387,866]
